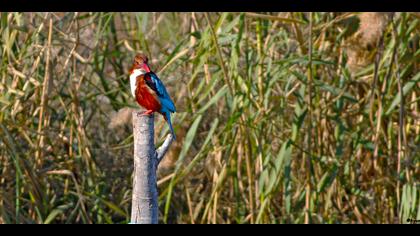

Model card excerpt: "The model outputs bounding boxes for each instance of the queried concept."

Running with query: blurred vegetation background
[0,12,419,224]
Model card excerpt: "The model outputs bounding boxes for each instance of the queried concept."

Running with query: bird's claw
[137,110,154,117]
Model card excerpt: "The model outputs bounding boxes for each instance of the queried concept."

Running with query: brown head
[130,53,151,73]
[134,53,148,64]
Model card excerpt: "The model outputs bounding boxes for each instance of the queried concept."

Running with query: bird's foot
[137,110,154,117]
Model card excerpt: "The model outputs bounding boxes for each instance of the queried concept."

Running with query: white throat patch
[130,69,146,97]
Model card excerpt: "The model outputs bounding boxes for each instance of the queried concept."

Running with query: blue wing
[145,72,176,113]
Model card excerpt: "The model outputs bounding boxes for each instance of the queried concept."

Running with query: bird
[129,54,176,139]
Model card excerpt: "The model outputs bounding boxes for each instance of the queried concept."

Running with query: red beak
[143,63,151,73]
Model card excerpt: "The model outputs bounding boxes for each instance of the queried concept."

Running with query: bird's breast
[136,82,162,112]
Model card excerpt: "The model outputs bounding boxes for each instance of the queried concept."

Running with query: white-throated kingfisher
[129,54,176,139]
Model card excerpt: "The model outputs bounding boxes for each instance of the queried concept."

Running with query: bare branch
[131,111,158,224]
[131,110,175,224]
[156,134,175,165]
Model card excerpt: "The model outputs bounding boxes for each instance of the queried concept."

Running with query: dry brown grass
[345,13,394,74]
[0,12,419,224]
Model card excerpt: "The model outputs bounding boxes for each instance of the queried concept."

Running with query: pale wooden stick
[131,110,174,224]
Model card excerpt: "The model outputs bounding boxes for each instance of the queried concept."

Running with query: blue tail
[164,112,176,140]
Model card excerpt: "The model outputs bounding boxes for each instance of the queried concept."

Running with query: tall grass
[0,12,419,224]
